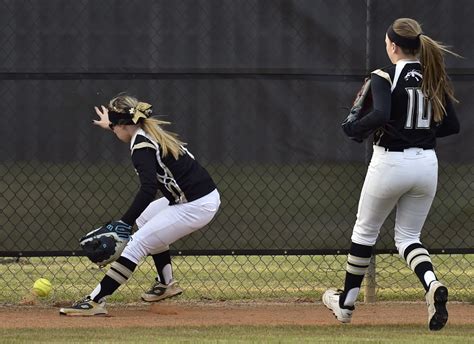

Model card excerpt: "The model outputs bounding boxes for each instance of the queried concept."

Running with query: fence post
[362,0,377,305]
[364,254,376,303]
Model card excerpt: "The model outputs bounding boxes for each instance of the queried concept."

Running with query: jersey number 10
[405,87,432,129]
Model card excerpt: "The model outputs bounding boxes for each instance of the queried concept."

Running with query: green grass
[1,254,472,304]
[1,325,473,343]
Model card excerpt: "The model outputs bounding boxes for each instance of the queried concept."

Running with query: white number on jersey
[405,87,432,129]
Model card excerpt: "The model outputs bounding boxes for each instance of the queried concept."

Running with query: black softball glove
[342,77,372,142]
[79,220,132,267]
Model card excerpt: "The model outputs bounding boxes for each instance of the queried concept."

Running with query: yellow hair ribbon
[131,102,153,123]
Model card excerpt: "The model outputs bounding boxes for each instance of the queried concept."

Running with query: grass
[1,325,473,343]
[0,254,472,304]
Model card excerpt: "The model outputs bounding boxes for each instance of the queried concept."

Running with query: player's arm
[121,140,159,225]
[343,74,391,138]
[435,96,460,137]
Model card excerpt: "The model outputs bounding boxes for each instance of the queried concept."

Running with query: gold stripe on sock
[106,269,127,284]
[406,248,429,266]
[347,254,371,266]
[410,255,432,271]
[110,262,133,278]
[346,263,368,275]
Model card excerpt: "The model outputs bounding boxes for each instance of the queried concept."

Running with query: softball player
[60,94,220,316]
[323,18,460,331]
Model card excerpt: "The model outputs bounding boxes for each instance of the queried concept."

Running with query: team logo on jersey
[404,70,423,82]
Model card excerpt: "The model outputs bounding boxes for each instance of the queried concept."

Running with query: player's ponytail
[418,34,459,122]
[108,94,186,159]
[391,18,460,122]
[140,117,186,160]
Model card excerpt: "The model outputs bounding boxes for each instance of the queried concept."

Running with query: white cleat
[426,281,448,331]
[141,279,183,302]
[59,296,108,316]
[322,289,354,324]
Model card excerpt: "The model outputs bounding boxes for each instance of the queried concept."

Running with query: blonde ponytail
[141,117,186,160]
[419,35,460,122]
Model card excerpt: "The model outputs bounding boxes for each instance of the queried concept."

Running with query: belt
[382,147,432,152]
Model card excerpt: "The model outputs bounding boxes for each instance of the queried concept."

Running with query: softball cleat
[59,296,108,316]
[426,281,448,331]
[322,289,354,323]
[141,279,183,302]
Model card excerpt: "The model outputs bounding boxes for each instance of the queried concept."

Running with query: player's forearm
[121,148,159,225]
[121,187,157,225]
[349,75,391,137]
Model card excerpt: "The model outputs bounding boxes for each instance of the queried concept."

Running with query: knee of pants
[149,245,170,255]
[121,238,158,265]
[351,224,379,246]
[135,218,145,229]
[395,229,421,256]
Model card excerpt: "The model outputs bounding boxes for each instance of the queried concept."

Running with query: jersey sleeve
[348,72,392,137]
[435,96,460,137]
[121,136,159,225]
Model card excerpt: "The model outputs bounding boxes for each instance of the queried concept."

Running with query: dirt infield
[0,301,472,328]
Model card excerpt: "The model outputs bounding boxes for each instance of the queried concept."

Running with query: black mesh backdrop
[0,0,473,254]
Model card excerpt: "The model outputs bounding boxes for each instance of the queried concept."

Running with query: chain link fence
[0,0,473,303]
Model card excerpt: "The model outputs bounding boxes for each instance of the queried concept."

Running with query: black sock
[91,256,137,302]
[341,242,373,308]
[152,250,172,284]
[403,243,436,292]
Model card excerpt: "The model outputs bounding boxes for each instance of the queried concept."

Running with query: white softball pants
[351,146,438,256]
[122,189,220,264]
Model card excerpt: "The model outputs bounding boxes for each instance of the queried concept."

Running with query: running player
[60,94,220,315]
[323,18,460,331]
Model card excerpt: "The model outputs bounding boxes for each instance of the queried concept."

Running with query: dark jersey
[121,128,217,225]
[349,60,460,150]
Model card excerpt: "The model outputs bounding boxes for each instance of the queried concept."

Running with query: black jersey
[349,60,460,150]
[121,128,217,225]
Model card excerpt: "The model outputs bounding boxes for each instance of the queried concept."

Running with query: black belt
[383,147,432,152]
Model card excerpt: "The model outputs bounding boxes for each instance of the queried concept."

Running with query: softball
[32,278,52,297]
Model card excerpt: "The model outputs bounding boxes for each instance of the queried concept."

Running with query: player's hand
[93,105,112,130]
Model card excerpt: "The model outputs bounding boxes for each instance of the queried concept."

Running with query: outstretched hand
[93,105,111,130]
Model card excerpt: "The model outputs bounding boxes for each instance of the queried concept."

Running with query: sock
[403,243,436,292]
[341,242,373,308]
[152,250,173,285]
[90,256,137,303]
